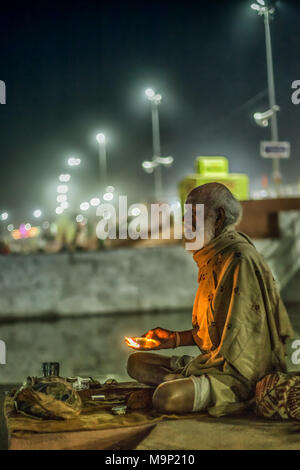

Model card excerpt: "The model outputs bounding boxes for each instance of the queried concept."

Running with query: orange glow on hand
[124,336,160,349]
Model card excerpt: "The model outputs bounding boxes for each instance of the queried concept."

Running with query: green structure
[179,156,249,206]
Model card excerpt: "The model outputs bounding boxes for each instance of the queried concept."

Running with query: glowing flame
[124,336,160,349]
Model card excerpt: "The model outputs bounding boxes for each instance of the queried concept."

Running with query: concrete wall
[1,211,300,320]
[0,247,198,320]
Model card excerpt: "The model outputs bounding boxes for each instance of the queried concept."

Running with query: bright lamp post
[145,89,162,201]
[143,89,173,201]
[251,0,281,186]
[96,133,107,189]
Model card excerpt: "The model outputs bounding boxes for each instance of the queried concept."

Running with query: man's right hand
[142,327,176,350]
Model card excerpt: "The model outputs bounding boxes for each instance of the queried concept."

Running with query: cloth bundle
[13,376,82,420]
[255,372,300,420]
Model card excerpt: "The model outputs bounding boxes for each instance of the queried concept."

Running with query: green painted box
[179,156,249,205]
[179,173,249,206]
[195,156,229,175]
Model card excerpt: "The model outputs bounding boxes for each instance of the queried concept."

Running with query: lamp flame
[124,336,160,349]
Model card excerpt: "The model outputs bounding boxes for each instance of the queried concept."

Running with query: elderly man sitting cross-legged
[127,183,293,417]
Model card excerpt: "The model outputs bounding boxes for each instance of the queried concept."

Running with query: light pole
[145,89,163,200]
[0,213,8,239]
[0,212,8,221]
[251,0,281,186]
[96,133,107,190]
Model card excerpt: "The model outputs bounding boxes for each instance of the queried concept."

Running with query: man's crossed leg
[127,352,211,414]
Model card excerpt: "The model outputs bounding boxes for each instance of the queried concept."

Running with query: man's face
[183,197,215,252]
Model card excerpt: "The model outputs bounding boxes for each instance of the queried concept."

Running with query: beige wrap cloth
[180,228,294,417]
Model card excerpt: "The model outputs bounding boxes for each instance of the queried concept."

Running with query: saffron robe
[182,228,294,417]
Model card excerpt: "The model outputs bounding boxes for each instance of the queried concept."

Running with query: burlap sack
[14,376,82,420]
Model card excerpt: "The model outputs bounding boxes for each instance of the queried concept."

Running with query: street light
[33,209,42,218]
[68,157,81,167]
[143,88,173,201]
[96,133,106,145]
[76,214,84,223]
[57,194,67,203]
[103,192,113,202]
[251,3,261,10]
[253,105,280,127]
[1,212,8,221]
[96,133,107,189]
[59,174,71,182]
[80,202,90,211]
[142,156,174,174]
[90,197,100,207]
[251,0,281,186]
[57,185,69,194]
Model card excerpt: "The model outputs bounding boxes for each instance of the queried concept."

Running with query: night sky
[1,0,300,224]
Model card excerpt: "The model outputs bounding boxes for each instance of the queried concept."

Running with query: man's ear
[215,207,226,236]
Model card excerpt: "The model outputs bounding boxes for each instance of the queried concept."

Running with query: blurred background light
[103,192,113,201]
[59,174,71,182]
[76,214,84,223]
[90,197,100,207]
[33,209,42,218]
[57,194,67,203]
[106,186,115,193]
[68,157,81,167]
[57,185,69,194]
[131,207,141,217]
[145,88,155,99]
[96,133,106,144]
[80,202,90,211]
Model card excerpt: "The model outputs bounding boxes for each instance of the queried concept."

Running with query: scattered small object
[72,377,91,391]
[91,394,105,400]
[67,377,101,390]
[66,377,78,384]
[42,362,60,377]
[104,378,118,385]
[88,377,102,389]
[111,405,127,415]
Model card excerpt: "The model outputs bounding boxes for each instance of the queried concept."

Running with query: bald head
[185,183,242,246]
[186,183,242,228]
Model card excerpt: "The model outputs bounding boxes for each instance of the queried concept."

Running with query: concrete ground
[136,414,300,450]
[1,385,300,450]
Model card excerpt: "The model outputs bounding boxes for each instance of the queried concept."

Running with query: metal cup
[42,362,60,377]
[50,362,60,377]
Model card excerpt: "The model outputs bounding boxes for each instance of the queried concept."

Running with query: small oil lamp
[124,336,160,349]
